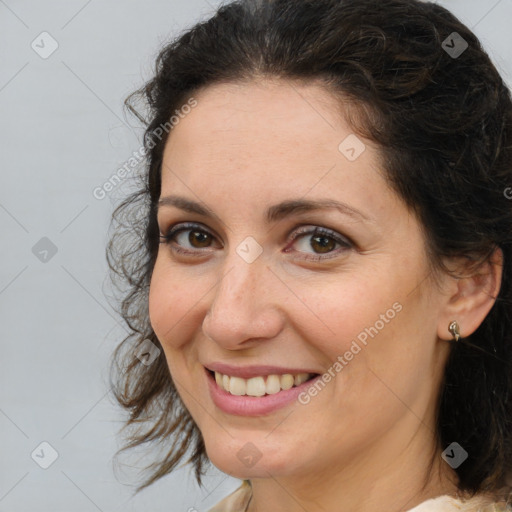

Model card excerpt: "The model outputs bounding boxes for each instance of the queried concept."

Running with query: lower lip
[205,368,322,416]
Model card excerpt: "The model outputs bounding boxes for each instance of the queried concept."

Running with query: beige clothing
[208,480,511,512]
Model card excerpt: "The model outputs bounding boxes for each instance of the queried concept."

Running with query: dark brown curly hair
[107,0,512,501]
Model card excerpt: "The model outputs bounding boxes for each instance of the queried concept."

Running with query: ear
[437,247,503,341]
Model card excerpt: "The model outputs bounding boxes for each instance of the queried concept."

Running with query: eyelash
[158,222,353,261]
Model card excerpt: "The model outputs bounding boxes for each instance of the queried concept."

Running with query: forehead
[163,79,352,166]
[159,79,396,223]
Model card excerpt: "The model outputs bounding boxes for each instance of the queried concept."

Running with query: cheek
[294,271,400,353]
[314,282,436,419]
[148,257,199,350]
[292,268,427,402]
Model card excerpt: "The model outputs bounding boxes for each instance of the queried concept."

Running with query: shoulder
[205,484,512,512]
[406,494,512,512]
[207,480,252,512]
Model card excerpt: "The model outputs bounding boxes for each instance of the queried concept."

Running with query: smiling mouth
[207,369,319,397]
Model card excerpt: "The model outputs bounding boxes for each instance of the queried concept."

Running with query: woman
[107,0,512,510]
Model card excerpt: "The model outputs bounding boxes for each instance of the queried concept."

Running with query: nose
[202,253,285,351]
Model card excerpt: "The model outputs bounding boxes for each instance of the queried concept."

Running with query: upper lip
[204,362,321,379]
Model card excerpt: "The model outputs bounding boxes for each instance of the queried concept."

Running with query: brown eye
[159,222,219,255]
[310,234,336,253]
[187,230,212,248]
[286,226,353,261]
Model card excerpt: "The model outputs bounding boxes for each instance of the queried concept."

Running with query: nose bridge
[202,247,282,347]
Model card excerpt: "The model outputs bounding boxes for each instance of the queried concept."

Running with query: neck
[246,419,460,512]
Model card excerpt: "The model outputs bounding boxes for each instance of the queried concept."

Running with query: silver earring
[448,320,461,342]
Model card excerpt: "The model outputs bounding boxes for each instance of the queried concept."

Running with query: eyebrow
[157,195,372,224]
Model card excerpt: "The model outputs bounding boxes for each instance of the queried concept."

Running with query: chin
[204,435,299,479]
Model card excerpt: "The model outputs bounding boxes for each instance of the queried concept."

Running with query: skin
[148,78,502,512]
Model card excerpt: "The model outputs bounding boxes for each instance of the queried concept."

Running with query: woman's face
[149,79,453,483]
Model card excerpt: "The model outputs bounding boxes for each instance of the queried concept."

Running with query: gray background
[1,1,511,511]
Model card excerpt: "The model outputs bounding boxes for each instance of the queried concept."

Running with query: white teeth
[294,373,310,386]
[265,375,281,395]
[229,376,247,396]
[213,371,314,396]
[280,374,295,390]
[247,376,266,396]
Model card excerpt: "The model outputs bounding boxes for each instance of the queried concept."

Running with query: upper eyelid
[160,221,340,237]
[161,222,220,240]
